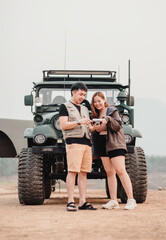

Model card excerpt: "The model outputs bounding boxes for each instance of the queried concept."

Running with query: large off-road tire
[44,160,51,199]
[18,188,24,204]
[44,179,51,199]
[18,148,45,205]
[105,177,110,198]
[119,147,147,203]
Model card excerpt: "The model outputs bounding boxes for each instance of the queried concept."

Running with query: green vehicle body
[18,69,147,205]
[24,73,142,153]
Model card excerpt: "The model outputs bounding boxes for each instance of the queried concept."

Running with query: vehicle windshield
[37,88,120,106]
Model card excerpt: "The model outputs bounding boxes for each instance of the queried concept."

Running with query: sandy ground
[0,185,166,240]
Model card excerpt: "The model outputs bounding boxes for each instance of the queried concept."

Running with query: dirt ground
[0,185,166,240]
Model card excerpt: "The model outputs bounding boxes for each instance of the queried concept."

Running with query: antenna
[64,26,67,70]
[128,59,131,104]
[64,26,67,96]
[118,65,120,83]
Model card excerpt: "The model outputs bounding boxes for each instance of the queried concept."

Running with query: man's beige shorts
[66,144,92,173]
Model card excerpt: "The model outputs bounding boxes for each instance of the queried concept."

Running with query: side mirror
[128,96,134,106]
[24,95,33,106]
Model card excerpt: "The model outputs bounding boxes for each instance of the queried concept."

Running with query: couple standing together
[59,82,137,211]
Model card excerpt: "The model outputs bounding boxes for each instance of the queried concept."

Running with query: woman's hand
[89,122,105,132]
[88,122,101,131]
[93,123,102,130]
[101,118,107,125]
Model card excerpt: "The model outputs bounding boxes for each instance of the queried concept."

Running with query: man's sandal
[66,202,77,212]
[78,202,97,210]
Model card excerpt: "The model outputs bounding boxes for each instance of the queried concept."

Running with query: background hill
[134,98,166,156]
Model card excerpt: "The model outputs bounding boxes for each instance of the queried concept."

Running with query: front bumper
[32,145,65,155]
[127,145,134,153]
[32,145,134,155]
[127,145,135,153]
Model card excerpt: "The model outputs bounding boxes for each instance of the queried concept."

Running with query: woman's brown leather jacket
[104,107,127,153]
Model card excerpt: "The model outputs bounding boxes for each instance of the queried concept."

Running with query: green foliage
[0,158,18,177]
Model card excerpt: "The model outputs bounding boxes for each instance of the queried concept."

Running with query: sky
[0,0,166,120]
[0,0,166,155]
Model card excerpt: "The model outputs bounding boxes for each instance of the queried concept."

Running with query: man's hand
[59,116,92,130]
[79,118,91,125]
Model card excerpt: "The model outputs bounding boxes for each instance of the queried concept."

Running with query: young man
[59,82,97,211]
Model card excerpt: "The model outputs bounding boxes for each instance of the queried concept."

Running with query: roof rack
[42,70,117,82]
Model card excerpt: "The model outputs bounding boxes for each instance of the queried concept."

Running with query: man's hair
[71,82,88,95]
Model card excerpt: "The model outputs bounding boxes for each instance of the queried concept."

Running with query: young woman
[90,91,137,210]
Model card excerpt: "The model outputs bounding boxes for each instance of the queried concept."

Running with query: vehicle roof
[34,70,129,90]
[34,81,128,90]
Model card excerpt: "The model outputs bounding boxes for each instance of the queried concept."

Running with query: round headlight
[122,114,129,124]
[124,134,132,144]
[34,114,43,123]
[54,118,61,131]
[34,134,46,144]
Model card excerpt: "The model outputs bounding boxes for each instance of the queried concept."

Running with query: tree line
[0,158,18,177]
[146,155,166,173]
[0,155,166,178]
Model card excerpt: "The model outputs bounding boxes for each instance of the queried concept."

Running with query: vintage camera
[91,118,103,125]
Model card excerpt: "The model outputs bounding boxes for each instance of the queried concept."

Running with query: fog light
[34,114,43,123]
[34,134,46,144]
[57,139,63,144]
[124,134,132,144]
[54,118,61,131]
[122,114,129,124]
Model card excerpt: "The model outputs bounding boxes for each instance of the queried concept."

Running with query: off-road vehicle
[18,69,147,205]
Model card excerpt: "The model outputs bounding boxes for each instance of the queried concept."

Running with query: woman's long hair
[91,92,109,119]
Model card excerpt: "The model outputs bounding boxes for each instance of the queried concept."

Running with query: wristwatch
[76,120,81,125]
